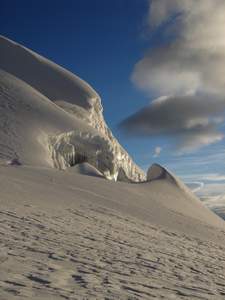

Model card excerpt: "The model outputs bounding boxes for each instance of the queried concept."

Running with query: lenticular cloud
[120,0,225,152]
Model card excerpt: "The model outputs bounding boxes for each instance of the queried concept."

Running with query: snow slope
[0,35,145,181]
[0,166,225,299]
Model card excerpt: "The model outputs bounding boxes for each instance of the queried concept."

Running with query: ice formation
[0,36,145,182]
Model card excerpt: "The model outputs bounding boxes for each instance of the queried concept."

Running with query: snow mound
[0,36,145,182]
[147,164,176,184]
[147,163,199,200]
[67,162,104,178]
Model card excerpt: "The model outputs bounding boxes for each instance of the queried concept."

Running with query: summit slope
[0,166,225,299]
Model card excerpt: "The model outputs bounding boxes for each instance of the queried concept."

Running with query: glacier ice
[48,129,145,181]
[0,36,146,182]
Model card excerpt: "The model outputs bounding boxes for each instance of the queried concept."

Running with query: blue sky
[1,0,225,201]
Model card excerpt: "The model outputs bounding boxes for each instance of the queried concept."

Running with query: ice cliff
[0,36,145,182]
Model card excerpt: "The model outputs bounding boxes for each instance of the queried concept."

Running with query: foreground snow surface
[0,166,225,300]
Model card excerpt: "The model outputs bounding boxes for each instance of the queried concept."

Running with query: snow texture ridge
[0,166,225,299]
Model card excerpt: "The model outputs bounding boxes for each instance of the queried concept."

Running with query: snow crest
[0,36,145,182]
[147,163,198,199]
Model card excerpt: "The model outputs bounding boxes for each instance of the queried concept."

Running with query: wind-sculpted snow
[0,167,225,299]
[49,129,145,181]
[55,99,145,182]
[49,130,117,180]
[68,162,104,178]
[147,164,177,184]
[147,163,200,201]
[2,198,225,300]
[0,36,145,182]
[0,36,99,110]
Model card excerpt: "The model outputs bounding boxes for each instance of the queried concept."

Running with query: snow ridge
[0,36,145,182]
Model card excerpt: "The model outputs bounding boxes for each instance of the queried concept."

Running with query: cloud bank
[121,92,225,152]
[121,0,225,152]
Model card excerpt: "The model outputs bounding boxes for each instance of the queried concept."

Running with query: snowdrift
[66,162,104,178]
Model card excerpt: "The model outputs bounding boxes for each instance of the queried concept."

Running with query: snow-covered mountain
[0,36,145,181]
[1,35,225,300]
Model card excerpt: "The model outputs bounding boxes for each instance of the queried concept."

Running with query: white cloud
[153,146,162,157]
[201,193,225,209]
[142,0,225,96]
[202,174,225,182]
[120,93,225,152]
[199,183,225,196]
[120,0,225,152]
[186,181,204,193]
